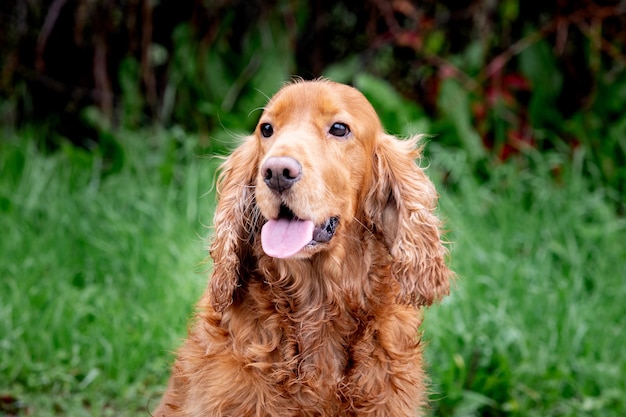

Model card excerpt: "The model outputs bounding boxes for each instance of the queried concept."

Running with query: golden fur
[153,80,452,416]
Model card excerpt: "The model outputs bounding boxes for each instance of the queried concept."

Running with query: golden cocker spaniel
[154,79,452,417]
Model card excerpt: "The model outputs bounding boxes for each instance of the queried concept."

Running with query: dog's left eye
[329,123,350,138]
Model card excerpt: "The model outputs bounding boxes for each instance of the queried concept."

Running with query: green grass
[1,131,624,416]
[0,129,217,416]
[424,146,626,416]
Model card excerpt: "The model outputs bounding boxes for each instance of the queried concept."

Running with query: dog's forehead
[263,81,375,122]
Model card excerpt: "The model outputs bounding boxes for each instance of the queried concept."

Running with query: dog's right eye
[260,123,274,138]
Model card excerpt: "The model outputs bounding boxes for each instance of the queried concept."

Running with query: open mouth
[261,204,339,258]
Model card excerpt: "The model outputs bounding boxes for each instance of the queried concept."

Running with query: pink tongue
[261,218,314,258]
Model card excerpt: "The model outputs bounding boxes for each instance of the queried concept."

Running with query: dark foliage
[0,0,624,206]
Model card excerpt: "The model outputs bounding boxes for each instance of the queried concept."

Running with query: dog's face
[254,81,380,259]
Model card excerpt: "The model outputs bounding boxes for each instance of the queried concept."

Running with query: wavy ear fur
[366,135,451,306]
[209,136,260,312]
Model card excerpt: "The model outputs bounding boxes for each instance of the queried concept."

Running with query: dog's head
[209,79,451,311]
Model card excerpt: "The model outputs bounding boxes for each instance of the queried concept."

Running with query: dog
[153,79,452,416]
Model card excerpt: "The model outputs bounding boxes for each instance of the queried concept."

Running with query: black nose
[262,156,302,194]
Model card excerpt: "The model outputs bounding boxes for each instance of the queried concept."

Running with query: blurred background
[1,1,625,416]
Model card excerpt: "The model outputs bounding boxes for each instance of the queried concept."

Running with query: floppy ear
[209,136,260,312]
[365,134,451,306]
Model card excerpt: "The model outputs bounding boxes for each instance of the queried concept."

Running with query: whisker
[248,106,265,119]
[353,217,374,236]
[254,87,272,103]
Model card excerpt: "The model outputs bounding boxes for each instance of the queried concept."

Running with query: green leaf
[437,78,486,162]
[354,73,429,136]
[323,56,361,84]
[519,38,563,128]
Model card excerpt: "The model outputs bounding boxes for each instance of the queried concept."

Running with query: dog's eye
[329,122,350,138]
[260,123,274,138]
